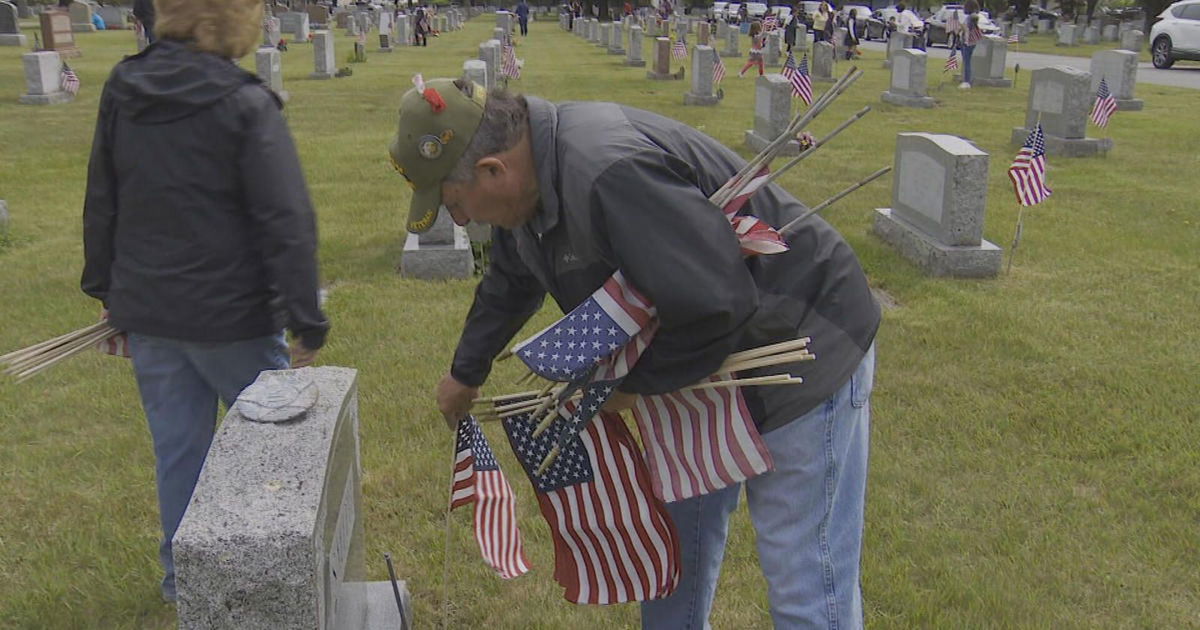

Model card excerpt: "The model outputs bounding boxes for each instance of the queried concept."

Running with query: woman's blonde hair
[154,0,264,59]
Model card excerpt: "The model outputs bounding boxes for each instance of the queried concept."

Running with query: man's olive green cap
[388,77,487,233]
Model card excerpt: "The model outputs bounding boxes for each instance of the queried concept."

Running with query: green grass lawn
[2,17,1199,630]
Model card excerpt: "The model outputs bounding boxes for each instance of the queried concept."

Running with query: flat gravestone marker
[1011,65,1112,157]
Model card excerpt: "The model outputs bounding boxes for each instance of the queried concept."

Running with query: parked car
[725,3,743,21]
[770,5,793,24]
[924,4,999,47]
[838,4,872,32]
[866,6,900,39]
[1151,0,1200,68]
[1101,5,1145,22]
[746,2,769,19]
[711,1,730,20]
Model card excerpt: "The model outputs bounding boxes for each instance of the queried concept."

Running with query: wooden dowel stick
[779,167,892,236]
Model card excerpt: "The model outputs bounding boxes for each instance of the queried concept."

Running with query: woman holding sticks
[81,0,328,603]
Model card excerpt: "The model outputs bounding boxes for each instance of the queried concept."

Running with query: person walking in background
[740,20,766,76]
[81,0,329,604]
[812,1,829,42]
[843,7,862,59]
[515,0,529,36]
[414,4,429,46]
[896,2,924,48]
[960,0,983,88]
[784,2,801,51]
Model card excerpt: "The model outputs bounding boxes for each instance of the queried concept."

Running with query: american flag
[451,416,531,579]
[502,42,521,79]
[60,63,80,96]
[944,47,959,72]
[1089,77,1117,128]
[712,52,726,85]
[511,272,655,382]
[501,403,680,604]
[1008,124,1052,206]
[631,375,774,502]
[762,14,778,31]
[671,35,687,59]
[96,332,131,358]
[1008,31,1020,43]
[782,52,812,105]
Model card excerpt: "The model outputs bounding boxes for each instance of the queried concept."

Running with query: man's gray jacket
[451,96,880,433]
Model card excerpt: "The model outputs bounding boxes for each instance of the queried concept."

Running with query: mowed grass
[2,16,1199,630]
[1005,30,1154,63]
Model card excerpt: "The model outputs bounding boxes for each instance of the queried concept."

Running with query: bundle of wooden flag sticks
[1,322,125,383]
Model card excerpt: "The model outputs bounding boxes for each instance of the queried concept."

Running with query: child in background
[740,20,766,77]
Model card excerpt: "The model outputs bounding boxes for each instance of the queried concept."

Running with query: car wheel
[1152,36,1175,69]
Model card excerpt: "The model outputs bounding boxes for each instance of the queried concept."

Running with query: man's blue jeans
[641,344,875,629]
[128,332,289,600]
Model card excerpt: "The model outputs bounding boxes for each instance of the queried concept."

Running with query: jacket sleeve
[590,151,758,395]
[451,227,546,386]
[81,84,118,305]
[237,88,330,350]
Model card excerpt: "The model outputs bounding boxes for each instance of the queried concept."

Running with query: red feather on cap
[424,88,447,113]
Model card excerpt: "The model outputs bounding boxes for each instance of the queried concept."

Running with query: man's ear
[475,156,507,180]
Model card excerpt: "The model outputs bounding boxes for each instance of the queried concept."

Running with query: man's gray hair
[446,81,530,183]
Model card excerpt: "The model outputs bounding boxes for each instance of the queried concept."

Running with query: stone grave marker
[765,30,781,66]
[646,36,683,80]
[599,21,611,47]
[717,20,728,39]
[335,10,350,29]
[97,5,127,29]
[395,15,410,46]
[68,0,94,32]
[400,211,474,279]
[812,40,835,82]
[833,26,847,56]
[173,367,412,629]
[1013,22,1029,42]
[496,9,512,32]
[1011,66,1112,157]
[684,45,721,105]
[697,20,710,45]
[19,51,73,104]
[1102,24,1117,41]
[1089,50,1143,110]
[307,4,330,27]
[1120,29,1142,52]
[589,19,601,44]
[479,39,501,90]
[745,74,800,155]
[1036,18,1050,33]
[255,47,288,103]
[310,31,336,79]
[881,48,934,108]
[884,31,913,68]
[1057,23,1077,46]
[1,1,28,46]
[264,15,282,46]
[626,25,646,66]
[463,58,487,90]
[973,36,1012,87]
[14,0,28,19]
[722,25,740,57]
[492,26,505,42]
[609,21,626,55]
[872,133,1002,277]
[1083,25,1099,44]
[281,12,311,42]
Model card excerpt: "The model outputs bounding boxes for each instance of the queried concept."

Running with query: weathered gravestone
[173,367,412,630]
[335,10,350,29]
[1057,23,1077,46]
[1102,24,1117,41]
[492,26,505,42]
[794,24,809,52]
[872,133,1002,278]
[833,26,847,56]
[626,25,646,66]
[264,15,282,46]
[1120,29,1142,52]
[395,15,410,46]
[646,36,683,79]
[400,211,474,279]
[0,1,28,46]
[1083,25,1100,44]
[255,47,288,103]
[310,31,336,79]
[609,21,626,54]
[812,40,835,82]
[1090,50,1143,110]
[765,30,782,66]
[19,51,73,104]
[598,21,611,47]
[281,12,311,42]
[68,0,94,32]
[881,49,935,108]
[96,5,127,29]
[1013,22,1029,42]
[884,31,913,69]
[1036,18,1050,33]
[14,0,28,19]
[745,74,800,155]
[1011,66,1112,157]
[972,36,1012,87]
[697,20,710,45]
[717,19,728,39]
[589,18,601,44]
[496,9,512,31]
[307,4,330,28]
[462,58,487,90]
[684,45,721,105]
[722,24,740,57]
[479,39,501,90]
[376,12,392,51]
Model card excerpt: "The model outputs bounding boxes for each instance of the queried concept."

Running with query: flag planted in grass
[1008,124,1052,206]
[782,52,812,105]
[944,47,959,73]
[1089,77,1117,128]
[61,63,79,96]
[713,52,726,85]
[671,36,687,59]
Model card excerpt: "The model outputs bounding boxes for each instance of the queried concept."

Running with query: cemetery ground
[1,16,1198,630]
[1000,32,1152,63]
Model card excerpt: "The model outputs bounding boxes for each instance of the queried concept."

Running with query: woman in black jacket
[81,0,328,603]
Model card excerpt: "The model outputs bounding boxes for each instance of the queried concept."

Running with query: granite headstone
[1011,65,1113,156]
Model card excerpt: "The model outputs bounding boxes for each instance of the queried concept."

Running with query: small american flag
[502,403,680,604]
[712,52,726,85]
[1008,31,1020,43]
[782,52,812,105]
[1089,77,1117,128]
[671,36,687,59]
[96,332,131,358]
[762,14,778,30]
[1008,124,1052,206]
[502,42,521,79]
[60,63,80,96]
[451,416,531,579]
[944,47,959,73]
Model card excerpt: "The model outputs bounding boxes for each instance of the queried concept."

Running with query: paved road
[858,40,1200,89]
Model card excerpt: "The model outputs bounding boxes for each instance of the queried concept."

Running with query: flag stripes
[1090,77,1117,128]
[452,417,530,579]
[1008,124,1052,206]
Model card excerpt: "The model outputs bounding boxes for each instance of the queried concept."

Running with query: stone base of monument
[19,91,73,105]
[1114,98,1144,111]
[744,131,799,155]
[72,24,96,32]
[1011,127,1113,157]
[873,208,1002,278]
[881,91,936,108]
[400,231,475,279]
[683,91,721,106]
[609,47,625,55]
[626,58,646,67]
[974,77,1013,88]
[646,68,684,80]
[0,34,29,46]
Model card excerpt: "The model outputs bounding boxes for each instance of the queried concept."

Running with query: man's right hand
[436,373,480,431]
[289,338,320,368]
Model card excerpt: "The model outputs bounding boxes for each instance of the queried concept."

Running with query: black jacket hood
[105,39,273,124]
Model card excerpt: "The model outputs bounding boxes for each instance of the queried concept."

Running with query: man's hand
[289,338,319,368]
[437,373,480,431]
[600,390,639,413]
